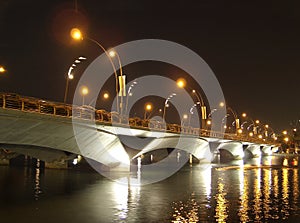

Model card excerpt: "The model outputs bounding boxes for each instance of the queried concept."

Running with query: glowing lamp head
[81,86,89,96]
[145,103,152,111]
[176,78,186,88]
[242,113,247,118]
[0,66,6,73]
[103,93,109,99]
[70,28,83,40]
[68,74,74,80]
[109,50,116,57]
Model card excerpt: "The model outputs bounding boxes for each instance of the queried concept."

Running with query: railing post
[53,106,56,115]
[3,95,5,109]
[67,107,70,117]
[21,100,24,111]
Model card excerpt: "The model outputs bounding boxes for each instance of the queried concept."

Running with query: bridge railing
[0,93,276,145]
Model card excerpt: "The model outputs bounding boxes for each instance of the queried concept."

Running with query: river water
[0,155,299,223]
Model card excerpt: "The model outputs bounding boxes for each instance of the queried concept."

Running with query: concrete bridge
[0,93,279,171]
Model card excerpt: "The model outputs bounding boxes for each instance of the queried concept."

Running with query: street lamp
[64,56,86,103]
[181,114,188,126]
[0,66,6,73]
[125,80,138,115]
[70,28,123,113]
[103,92,109,99]
[81,86,89,105]
[144,103,153,120]
[162,93,176,123]
[108,48,126,114]
[176,78,207,129]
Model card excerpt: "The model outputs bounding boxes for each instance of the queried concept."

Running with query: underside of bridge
[0,108,130,171]
[244,144,262,158]
[132,136,212,163]
[217,141,244,162]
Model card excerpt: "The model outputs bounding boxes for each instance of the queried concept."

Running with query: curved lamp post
[162,93,176,123]
[176,78,207,129]
[64,56,86,103]
[125,80,138,115]
[70,28,123,113]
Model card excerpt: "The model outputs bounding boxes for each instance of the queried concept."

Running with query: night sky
[1,0,300,131]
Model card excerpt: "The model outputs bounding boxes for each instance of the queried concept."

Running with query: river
[0,155,299,222]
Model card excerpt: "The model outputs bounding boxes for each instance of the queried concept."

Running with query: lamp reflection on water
[253,168,262,221]
[281,168,290,219]
[214,176,228,222]
[34,159,42,201]
[262,168,272,219]
[238,166,249,222]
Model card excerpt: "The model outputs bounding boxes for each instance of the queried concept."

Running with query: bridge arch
[132,136,211,163]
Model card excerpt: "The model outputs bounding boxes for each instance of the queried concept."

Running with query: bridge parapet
[0,93,277,146]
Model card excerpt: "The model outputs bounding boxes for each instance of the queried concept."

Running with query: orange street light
[103,92,109,99]
[70,28,83,40]
[81,86,89,105]
[176,78,186,88]
[70,28,122,113]
[144,103,153,120]
[0,66,6,73]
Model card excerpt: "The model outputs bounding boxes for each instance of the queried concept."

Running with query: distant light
[237,129,243,134]
[109,50,116,57]
[265,124,269,128]
[249,132,254,137]
[72,158,78,165]
[207,120,212,125]
[293,128,297,132]
[282,130,287,135]
[81,86,89,96]
[219,102,225,107]
[242,113,247,117]
[145,103,152,111]
[103,92,109,99]
[176,78,186,88]
[255,120,260,124]
[258,134,263,139]
[284,137,289,142]
[183,114,188,119]
[78,56,86,60]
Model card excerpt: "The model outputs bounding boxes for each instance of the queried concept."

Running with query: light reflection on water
[0,155,300,222]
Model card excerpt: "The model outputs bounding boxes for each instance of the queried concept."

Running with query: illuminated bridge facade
[0,93,279,171]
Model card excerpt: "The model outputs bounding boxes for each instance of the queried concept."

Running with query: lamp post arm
[86,37,120,113]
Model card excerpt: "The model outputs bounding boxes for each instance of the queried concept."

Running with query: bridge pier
[217,142,244,162]
[244,144,261,159]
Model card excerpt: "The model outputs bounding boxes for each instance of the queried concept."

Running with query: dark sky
[1,0,300,131]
